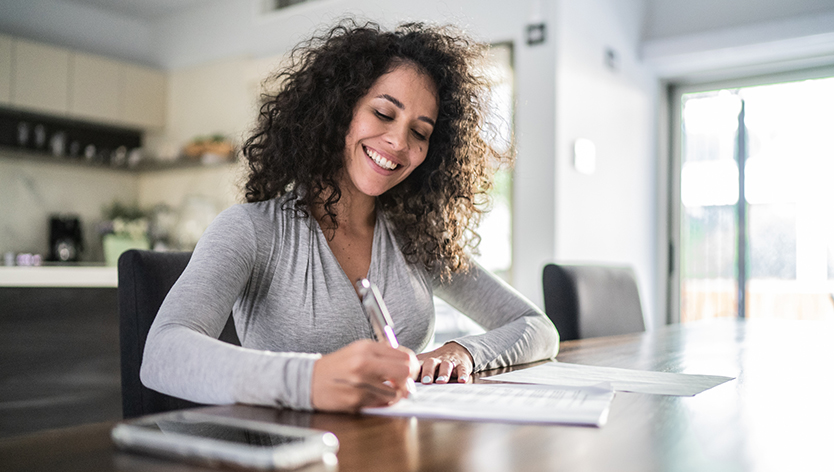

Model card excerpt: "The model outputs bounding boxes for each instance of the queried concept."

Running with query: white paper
[362,382,614,427]
[483,361,733,396]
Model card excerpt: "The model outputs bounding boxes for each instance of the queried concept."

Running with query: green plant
[101,201,149,240]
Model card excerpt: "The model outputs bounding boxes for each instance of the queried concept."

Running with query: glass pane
[681,205,738,321]
[679,76,834,322]
[740,77,834,320]
[680,92,741,322]
[474,43,514,279]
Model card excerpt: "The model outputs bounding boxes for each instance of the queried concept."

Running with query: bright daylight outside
[431,44,514,345]
[680,76,834,322]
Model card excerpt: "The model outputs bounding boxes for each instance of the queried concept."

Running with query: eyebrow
[377,94,436,126]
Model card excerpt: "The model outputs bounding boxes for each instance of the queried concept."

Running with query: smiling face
[341,63,439,199]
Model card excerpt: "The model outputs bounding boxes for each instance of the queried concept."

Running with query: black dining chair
[117,249,239,419]
[542,263,645,342]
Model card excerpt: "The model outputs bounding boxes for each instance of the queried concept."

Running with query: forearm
[140,324,319,409]
[451,311,559,372]
[434,261,560,371]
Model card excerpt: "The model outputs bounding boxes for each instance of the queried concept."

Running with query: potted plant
[100,201,150,266]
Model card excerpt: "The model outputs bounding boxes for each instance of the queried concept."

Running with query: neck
[312,186,376,235]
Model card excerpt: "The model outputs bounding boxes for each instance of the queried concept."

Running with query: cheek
[412,151,428,170]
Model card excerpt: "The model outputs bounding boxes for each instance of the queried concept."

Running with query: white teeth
[365,147,397,170]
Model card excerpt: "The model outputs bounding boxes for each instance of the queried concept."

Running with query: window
[473,42,514,280]
[430,43,515,347]
[674,75,834,322]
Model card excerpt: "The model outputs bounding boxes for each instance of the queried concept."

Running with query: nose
[384,123,409,151]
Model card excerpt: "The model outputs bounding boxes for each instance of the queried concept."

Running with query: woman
[141,20,559,413]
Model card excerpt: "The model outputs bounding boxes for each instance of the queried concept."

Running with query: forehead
[367,64,439,117]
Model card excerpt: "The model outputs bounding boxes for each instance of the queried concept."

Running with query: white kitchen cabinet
[12,39,70,115]
[70,52,121,124]
[4,35,166,130]
[0,34,12,105]
[122,63,166,129]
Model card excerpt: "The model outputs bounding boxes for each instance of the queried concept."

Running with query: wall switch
[574,138,596,175]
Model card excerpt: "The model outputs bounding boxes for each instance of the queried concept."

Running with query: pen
[355,278,418,398]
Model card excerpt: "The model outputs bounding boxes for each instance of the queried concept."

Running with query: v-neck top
[141,193,559,410]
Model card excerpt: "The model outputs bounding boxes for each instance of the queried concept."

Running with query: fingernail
[459,375,468,382]
[436,375,448,383]
[422,376,433,384]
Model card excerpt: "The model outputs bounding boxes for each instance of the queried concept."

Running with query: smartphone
[111,410,339,470]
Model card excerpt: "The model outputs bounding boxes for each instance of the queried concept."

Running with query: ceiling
[60,0,209,20]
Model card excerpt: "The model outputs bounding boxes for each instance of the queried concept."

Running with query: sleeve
[139,205,319,410]
[433,261,560,372]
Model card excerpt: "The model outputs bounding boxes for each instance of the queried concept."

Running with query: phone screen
[136,418,306,448]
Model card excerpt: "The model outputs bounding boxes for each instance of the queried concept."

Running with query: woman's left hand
[416,342,474,384]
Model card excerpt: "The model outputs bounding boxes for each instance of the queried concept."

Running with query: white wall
[552,0,659,329]
[642,0,834,40]
[642,1,834,82]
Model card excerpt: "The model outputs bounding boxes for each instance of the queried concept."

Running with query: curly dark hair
[243,19,511,279]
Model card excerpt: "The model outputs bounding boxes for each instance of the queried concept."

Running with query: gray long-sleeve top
[140,194,559,410]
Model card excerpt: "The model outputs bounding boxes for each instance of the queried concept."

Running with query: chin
[359,186,391,198]
[352,175,398,198]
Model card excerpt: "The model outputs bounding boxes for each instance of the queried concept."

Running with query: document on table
[483,361,733,396]
[362,382,614,427]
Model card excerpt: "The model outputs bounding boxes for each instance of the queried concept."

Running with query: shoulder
[214,194,297,228]
[206,194,316,253]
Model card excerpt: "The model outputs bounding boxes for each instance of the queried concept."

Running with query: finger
[419,358,441,384]
[334,378,401,408]
[455,362,471,383]
[434,360,456,383]
[397,347,420,379]
[364,352,415,395]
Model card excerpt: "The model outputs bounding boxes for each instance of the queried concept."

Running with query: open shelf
[0,146,236,173]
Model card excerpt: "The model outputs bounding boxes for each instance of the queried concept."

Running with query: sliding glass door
[675,75,834,322]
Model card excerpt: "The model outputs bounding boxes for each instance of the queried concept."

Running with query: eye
[412,129,427,141]
[374,110,393,121]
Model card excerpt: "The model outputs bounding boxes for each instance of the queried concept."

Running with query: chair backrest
[117,249,239,419]
[542,263,645,341]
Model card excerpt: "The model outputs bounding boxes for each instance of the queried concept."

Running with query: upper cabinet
[12,39,71,115]
[121,64,166,130]
[3,36,166,130]
[0,35,12,105]
[70,52,121,123]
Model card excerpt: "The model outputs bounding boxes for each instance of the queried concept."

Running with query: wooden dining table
[2,318,832,472]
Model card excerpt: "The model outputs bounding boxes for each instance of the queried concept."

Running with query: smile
[364,146,399,171]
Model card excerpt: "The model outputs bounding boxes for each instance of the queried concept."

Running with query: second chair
[542,263,645,342]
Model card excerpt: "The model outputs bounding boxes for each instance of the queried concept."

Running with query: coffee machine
[49,215,84,262]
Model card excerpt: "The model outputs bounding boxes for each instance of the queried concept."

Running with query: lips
[364,145,399,171]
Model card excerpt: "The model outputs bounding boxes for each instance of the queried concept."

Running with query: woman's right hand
[311,339,419,412]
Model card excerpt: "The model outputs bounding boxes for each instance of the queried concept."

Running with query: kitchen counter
[0,265,117,287]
